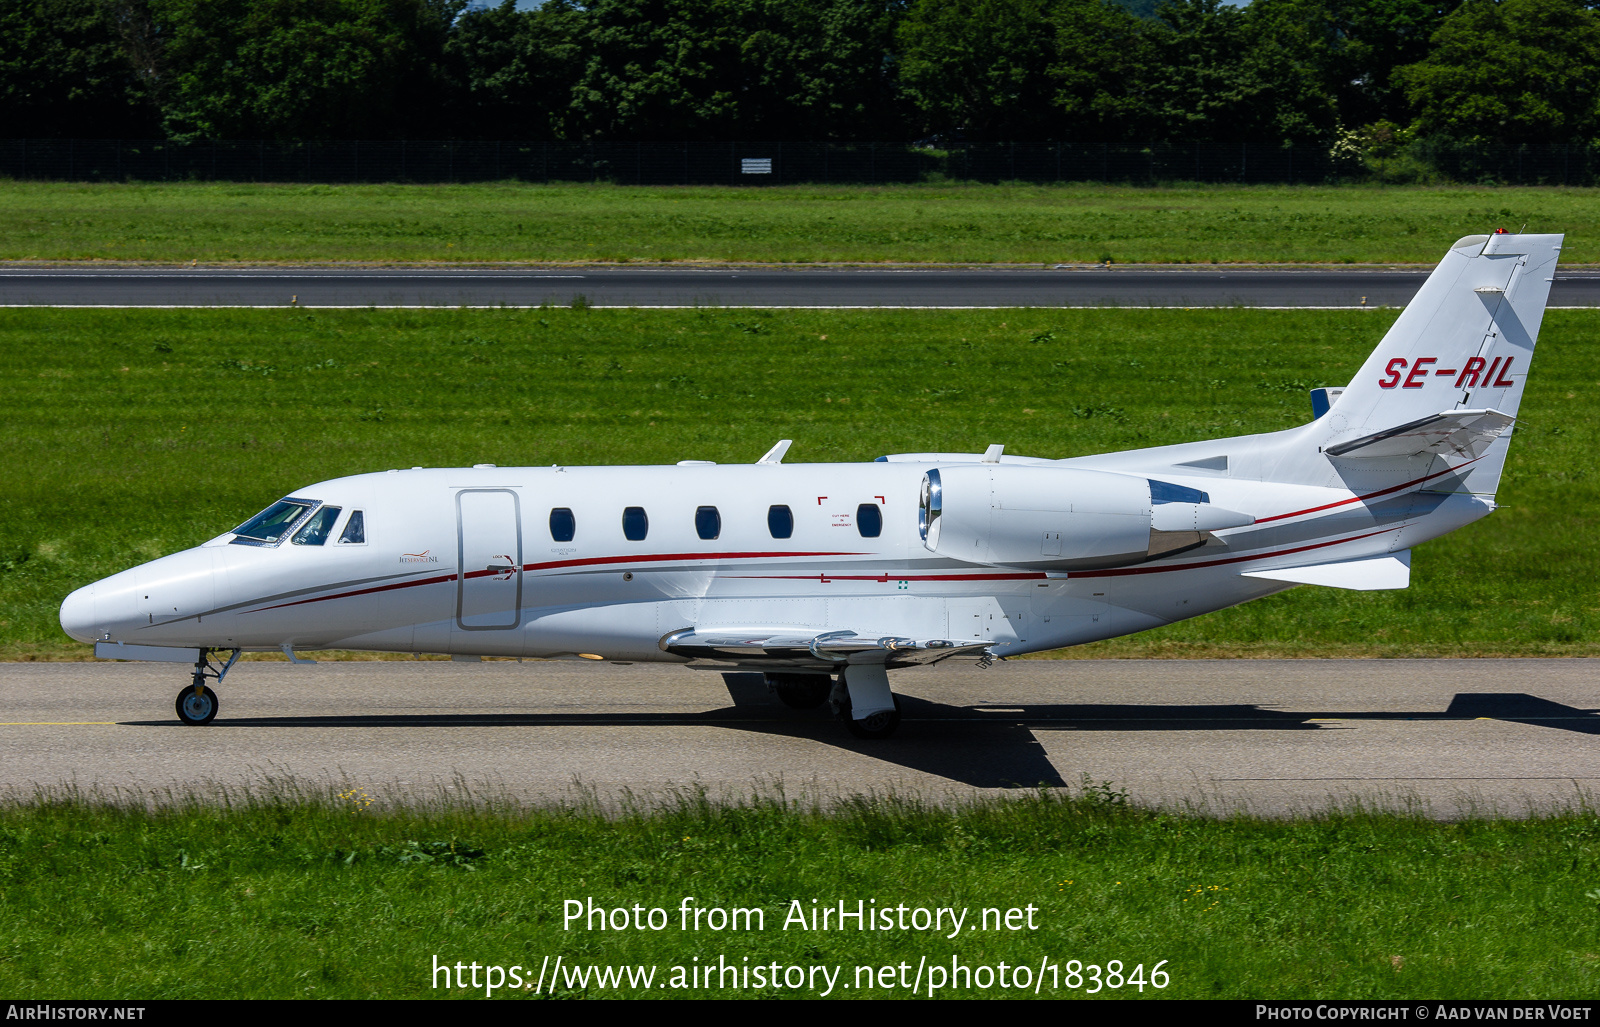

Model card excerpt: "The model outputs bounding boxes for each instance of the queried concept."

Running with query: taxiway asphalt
[3,658,1595,816]
[5,266,1600,308]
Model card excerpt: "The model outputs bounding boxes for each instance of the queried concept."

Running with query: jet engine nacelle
[918,465,1252,570]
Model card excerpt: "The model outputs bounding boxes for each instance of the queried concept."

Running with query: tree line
[5,0,1598,153]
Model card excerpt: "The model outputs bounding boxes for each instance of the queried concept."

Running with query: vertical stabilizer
[1317,232,1561,495]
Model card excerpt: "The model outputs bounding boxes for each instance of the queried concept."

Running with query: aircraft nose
[59,582,98,644]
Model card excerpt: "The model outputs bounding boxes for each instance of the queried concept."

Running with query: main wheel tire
[176,684,218,725]
[843,695,902,740]
[767,672,831,710]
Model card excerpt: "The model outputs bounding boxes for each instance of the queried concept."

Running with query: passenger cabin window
[230,498,315,547]
[292,506,342,546]
[695,506,720,540]
[550,508,576,542]
[767,505,793,539]
[857,503,883,538]
[622,506,649,541]
[337,510,365,544]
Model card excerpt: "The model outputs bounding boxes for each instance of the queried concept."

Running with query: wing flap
[1242,551,1411,591]
[1323,408,1513,460]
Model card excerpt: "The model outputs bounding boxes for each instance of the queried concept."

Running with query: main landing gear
[176,648,241,726]
[831,664,902,740]
[765,667,902,738]
[765,672,831,710]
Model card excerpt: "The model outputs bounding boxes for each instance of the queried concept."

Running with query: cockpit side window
[292,506,342,546]
[337,510,366,545]
[230,499,316,547]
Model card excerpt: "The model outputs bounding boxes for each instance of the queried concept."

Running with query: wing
[658,627,993,669]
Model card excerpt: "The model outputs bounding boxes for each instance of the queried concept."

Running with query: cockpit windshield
[230,498,316,547]
[292,506,342,546]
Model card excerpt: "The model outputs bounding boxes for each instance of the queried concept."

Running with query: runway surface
[3,658,1596,815]
[5,266,1600,308]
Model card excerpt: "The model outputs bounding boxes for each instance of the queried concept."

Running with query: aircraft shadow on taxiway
[117,678,1600,790]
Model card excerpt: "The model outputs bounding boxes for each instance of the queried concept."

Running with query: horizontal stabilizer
[1323,408,1513,460]
[658,627,993,668]
[1242,551,1411,591]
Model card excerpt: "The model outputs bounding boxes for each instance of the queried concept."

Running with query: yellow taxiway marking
[0,721,117,726]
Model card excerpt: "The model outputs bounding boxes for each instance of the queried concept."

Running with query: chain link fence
[3,139,1595,185]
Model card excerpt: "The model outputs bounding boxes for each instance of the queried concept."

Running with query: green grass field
[2,784,1598,999]
[3,181,1599,264]
[1,306,1594,660]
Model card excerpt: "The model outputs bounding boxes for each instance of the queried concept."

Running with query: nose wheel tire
[176,684,218,725]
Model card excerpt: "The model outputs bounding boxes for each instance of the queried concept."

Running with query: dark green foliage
[1143,0,1338,148]
[445,0,586,140]
[568,0,904,141]
[2,0,1594,150]
[896,0,1067,141]
[1398,0,1600,146]
[0,0,161,138]
[1251,0,1461,131]
[151,0,462,141]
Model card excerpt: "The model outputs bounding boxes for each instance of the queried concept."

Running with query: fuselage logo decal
[400,550,440,564]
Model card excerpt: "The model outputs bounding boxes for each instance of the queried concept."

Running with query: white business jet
[60,232,1558,738]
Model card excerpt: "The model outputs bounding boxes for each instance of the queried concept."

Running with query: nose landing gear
[175,648,241,726]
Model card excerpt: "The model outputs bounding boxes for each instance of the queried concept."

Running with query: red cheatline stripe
[1069,526,1397,578]
[260,571,460,611]
[1253,457,1483,525]
[519,550,860,573]
[733,527,1398,583]
[255,551,863,612]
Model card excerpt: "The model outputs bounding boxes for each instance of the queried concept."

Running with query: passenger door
[456,489,523,630]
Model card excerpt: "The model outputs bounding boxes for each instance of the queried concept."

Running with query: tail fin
[1320,231,1561,495]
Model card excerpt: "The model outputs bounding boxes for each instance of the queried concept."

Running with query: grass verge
[1,781,1597,998]
[2,181,1598,264]
[2,306,1594,659]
